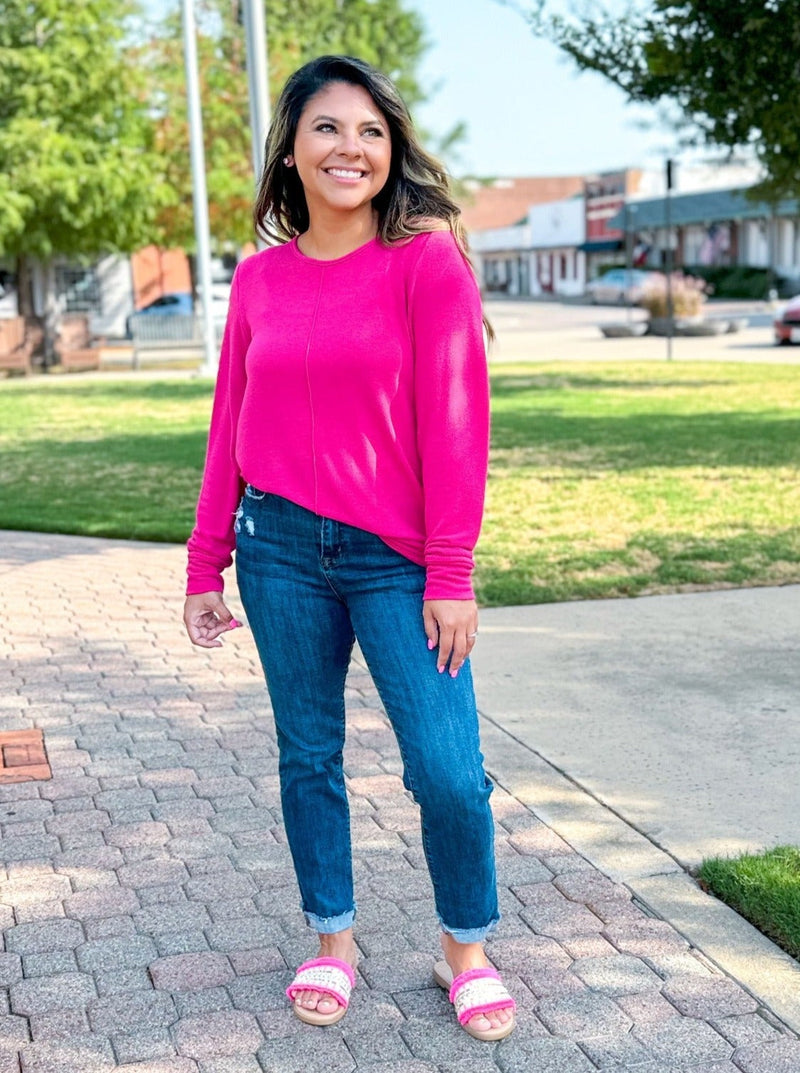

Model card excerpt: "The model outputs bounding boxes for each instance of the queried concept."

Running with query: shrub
[687,265,772,300]
[640,272,707,318]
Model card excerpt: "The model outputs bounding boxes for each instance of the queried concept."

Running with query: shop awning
[607,188,800,231]
[578,239,624,252]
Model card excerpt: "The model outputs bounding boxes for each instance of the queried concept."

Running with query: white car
[586,268,654,305]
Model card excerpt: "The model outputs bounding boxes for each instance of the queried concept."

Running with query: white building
[466,162,784,299]
[470,196,586,298]
[525,196,585,297]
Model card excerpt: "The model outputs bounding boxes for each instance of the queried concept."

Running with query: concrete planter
[600,322,649,338]
[648,316,729,337]
[678,319,730,337]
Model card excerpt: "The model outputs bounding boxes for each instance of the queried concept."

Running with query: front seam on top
[303,268,326,512]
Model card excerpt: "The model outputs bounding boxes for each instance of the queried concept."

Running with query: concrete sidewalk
[2,530,799,1073]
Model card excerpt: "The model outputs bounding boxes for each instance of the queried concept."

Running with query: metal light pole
[242,0,271,185]
[181,0,217,374]
[624,200,635,325]
[665,158,675,362]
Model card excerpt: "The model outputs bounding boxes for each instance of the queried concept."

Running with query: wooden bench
[54,314,105,372]
[0,317,32,375]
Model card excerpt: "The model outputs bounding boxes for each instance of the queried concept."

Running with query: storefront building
[608,188,800,282]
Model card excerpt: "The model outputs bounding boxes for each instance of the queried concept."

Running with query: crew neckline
[290,234,380,265]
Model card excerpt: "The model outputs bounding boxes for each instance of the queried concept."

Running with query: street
[485,297,795,364]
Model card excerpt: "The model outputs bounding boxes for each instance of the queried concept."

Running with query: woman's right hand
[183,592,240,648]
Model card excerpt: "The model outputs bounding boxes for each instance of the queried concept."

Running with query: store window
[57,266,102,313]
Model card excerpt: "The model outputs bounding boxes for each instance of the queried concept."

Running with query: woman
[183,54,515,1041]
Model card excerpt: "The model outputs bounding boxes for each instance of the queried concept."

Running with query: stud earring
[283,156,292,166]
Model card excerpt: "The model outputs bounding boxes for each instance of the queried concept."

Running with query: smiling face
[287,81,392,226]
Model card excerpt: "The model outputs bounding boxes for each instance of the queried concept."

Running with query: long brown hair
[253,55,493,340]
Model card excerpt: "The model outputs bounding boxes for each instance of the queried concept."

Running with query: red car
[774,295,800,344]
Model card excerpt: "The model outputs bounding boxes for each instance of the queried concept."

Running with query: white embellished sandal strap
[286,957,356,1008]
[450,967,516,1026]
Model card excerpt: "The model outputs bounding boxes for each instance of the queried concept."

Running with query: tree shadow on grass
[490,373,737,392]
[475,527,800,607]
[1,379,214,403]
[1,429,209,543]
[491,409,800,468]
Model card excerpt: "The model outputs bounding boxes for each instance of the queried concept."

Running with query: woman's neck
[298,208,379,261]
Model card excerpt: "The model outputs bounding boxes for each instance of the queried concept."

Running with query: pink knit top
[186,229,490,600]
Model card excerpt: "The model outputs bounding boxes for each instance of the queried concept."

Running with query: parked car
[125,293,192,336]
[774,295,800,344]
[585,269,655,305]
[125,286,230,337]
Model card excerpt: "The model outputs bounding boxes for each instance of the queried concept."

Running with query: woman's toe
[294,988,341,1013]
[467,1007,514,1033]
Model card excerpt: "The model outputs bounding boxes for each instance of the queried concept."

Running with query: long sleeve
[409,232,490,600]
[186,267,251,595]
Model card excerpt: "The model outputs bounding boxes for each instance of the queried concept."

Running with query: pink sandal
[286,956,356,1026]
[433,960,516,1040]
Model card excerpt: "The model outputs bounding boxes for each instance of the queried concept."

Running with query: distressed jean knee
[235,485,267,537]
[234,502,256,537]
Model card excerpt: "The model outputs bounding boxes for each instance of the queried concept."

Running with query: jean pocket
[244,484,267,501]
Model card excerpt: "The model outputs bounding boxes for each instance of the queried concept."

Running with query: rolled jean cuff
[304,906,356,934]
[439,913,500,944]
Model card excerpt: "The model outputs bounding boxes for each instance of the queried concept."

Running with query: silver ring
[467,632,478,639]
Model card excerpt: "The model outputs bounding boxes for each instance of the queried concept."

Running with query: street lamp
[624,201,638,325]
[665,158,675,361]
[181,0,216,374]
[242,0,271,186]
[181,0,271,374]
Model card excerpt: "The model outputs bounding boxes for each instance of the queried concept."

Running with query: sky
[151,0,686,181]
[413,0,678,178]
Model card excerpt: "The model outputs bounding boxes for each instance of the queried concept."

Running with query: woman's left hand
[423,599,479,678]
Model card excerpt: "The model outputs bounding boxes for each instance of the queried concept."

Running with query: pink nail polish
[450,669,458,678]
[437,666,444,674]
[427,639,435,650]
[229,619,242,629]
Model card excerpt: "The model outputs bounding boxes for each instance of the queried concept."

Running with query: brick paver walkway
[2,531,798,1073]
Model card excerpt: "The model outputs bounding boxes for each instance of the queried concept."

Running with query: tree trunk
[16,255,46,370]
[15,255,35,317]
[40,260,59,369]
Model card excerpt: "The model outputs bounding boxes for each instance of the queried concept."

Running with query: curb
[478,712,800,1035]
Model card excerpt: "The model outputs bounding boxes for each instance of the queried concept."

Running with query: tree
[139,0,449,250]
[0,0,171,350]
[503,0,799,202]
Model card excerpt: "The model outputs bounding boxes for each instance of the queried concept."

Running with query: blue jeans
[234,488,499,942]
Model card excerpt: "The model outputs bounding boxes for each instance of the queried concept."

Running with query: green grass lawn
[481,362,800,604]
[3,365,799,954]
[698,847,800,961]
[1,361,799,606]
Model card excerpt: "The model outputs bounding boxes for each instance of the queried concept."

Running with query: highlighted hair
[253,55,492,339]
